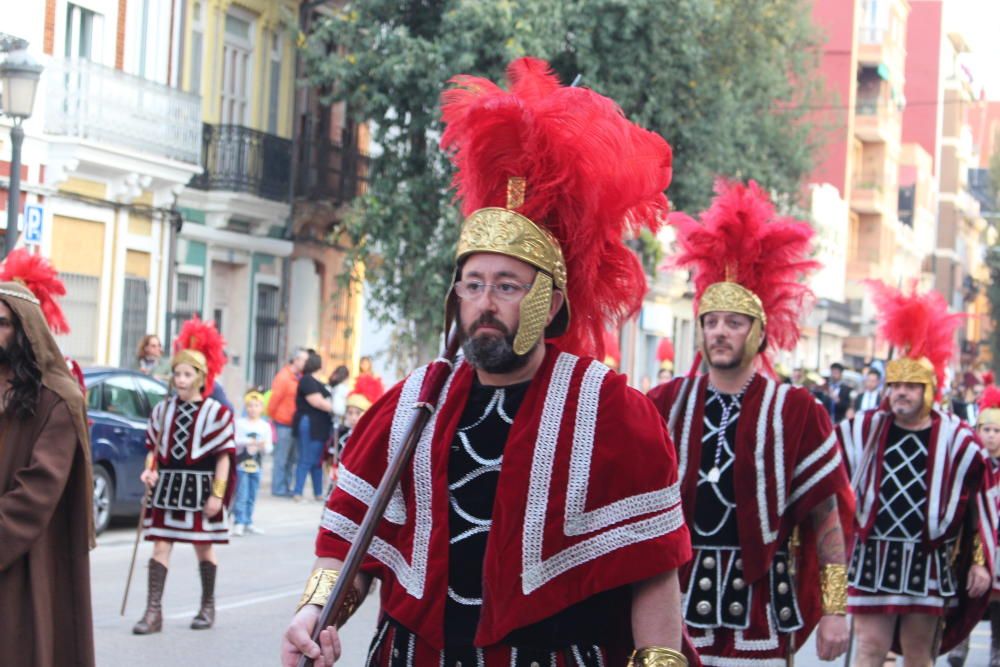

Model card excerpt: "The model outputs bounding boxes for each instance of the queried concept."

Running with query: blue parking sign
[25,205,43,244]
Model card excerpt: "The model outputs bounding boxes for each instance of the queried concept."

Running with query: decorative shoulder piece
[820,564,848,615]
[630,647,688,667]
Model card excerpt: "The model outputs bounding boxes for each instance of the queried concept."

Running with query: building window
[220,8,254,125]
[57,272,101,365]
[171,273,203,339]
[253,283,280,388]
[190,0,204,95]
[65,2,104,62]
[268,33,282,134]
[119,277,150,369]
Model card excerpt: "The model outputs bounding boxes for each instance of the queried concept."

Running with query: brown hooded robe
[0,281,95,667]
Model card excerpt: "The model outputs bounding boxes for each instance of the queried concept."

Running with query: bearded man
[281,57,694,667]
[839,281,995,667]
[648,182,854,667]
[0,250,94,667]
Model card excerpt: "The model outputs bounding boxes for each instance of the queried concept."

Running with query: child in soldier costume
[133,316,236,634]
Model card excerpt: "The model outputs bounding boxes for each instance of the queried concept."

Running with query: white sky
[951,0,1000,99]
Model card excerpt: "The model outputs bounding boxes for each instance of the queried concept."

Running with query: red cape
[318,345,692,651]
[649,374,855,650]
[837,409,996,654]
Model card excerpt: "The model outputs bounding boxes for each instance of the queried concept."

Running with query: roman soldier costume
[299,57,694,667]
[838,281,996,654]
[142,317,236,544]
[948,384,1000,667]
[133,316,236,635]
[648,181,854,666]
[981,386,1000,599]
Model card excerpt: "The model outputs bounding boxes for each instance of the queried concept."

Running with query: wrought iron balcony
[45,57,201,165]
[295,124,370,204]
[189,123,292,202]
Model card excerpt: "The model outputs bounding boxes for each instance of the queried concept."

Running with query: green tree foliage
[303,0,823,366]
[987,246,1000,374]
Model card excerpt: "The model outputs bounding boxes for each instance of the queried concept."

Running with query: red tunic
[143,396,237,543]
[837,409,997,653]
[317,345,692,658]
[648,374,854,665]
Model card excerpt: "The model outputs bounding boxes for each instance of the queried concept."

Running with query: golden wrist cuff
[630,647,688,667]
[821,564,848,615]
[211,478,227,498]
[973,535,987,567]
[145,452,155,470]
[296,568,361,626]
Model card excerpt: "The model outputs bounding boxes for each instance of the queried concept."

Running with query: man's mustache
[470,314,510,336]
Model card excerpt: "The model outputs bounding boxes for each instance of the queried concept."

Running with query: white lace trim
[325,360,459,598]
[447,586,482,606]
[385,365,428,523]
[792,431,837,481]
[521,353,685,594]
[337,466,406,524]
[677,375,705,481]
[564,360,682,536]
[772,383,789,514]
[448,463,501,490]
[734,603,779,651]
[851,411,983,542]
[787,447,843,508]
[700,657,785,667]
[754,379,779,543]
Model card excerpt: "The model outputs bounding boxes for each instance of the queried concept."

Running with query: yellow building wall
[52,216,105,276]
[183,0,297,137]
[59,177,107,200]
[126,250,152,279]
[128,214,153,236]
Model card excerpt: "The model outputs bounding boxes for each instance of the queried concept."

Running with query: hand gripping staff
[298,331,462,667]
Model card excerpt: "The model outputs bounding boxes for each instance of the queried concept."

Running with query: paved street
[92,491,995,666]
[93,492,380,667]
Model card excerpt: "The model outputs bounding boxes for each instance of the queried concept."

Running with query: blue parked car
[84,368,168,535]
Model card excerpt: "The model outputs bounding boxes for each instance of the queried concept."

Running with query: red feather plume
[668,180,819,373]
[440,57,673,359]
[353,373,385,405]
[173,316,227,398]
[865,280,964,395]
[980,385,1000,412]
[0,248,70,334]
[656,337,674,363]
[983,371,995,387]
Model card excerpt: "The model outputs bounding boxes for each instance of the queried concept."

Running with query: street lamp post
[0,49,43,258]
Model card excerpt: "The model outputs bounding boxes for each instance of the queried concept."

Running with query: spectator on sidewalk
[328,365,350,423]
[233,391,273,536]
[136,334,171,382]
[292,351,333,502]
[268,348,308,497]
[353,355,385,403]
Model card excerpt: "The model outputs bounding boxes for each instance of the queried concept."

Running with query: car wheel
[92,465,114,536]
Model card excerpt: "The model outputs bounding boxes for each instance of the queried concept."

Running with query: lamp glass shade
[0,51,43,120]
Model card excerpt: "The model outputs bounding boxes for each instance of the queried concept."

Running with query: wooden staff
[122,399,168,616]
[298,331,462,667]
[121,464,155,615]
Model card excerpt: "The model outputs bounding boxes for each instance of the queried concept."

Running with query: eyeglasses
[453,280,533,302]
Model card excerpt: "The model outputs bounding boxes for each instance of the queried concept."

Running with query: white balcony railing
[45,58,201,165]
